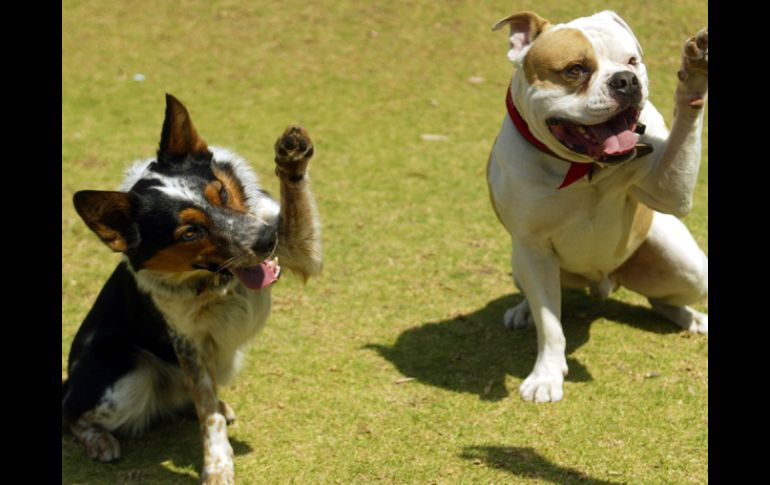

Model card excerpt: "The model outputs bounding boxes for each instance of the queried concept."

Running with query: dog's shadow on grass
[365,291,677,400]
[62,415,253,484]
[460,445,625,485]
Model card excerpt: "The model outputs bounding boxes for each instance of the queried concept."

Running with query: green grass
[62,1,708,483]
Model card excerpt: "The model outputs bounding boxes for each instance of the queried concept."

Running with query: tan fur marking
[142,239,220,272]
[204,180,223,206]
[523,28,598,91]
[143,208,219,272]
[212,167,248,213]
[164,96,209,156]
[178,207,210,227]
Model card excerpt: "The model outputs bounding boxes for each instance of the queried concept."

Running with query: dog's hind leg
[614,213,707,334]
[63,350,190,462]
[273,125,322,280]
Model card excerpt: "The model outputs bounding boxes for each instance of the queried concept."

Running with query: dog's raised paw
[503,300,533,330]
[677,27,708,97]
[275,125,314,178]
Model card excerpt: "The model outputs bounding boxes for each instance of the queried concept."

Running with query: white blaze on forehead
[148,175,206,204]
[565,11,642,62]
[117,146,279,221]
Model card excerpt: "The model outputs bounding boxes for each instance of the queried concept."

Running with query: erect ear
[73,190,136,252]
[492,11,551,61]
[158,94,210,162]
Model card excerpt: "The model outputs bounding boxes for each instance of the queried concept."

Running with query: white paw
[686,313,708,335]
[201,469,235,485]
[519,369,565,403]
[503,300,533,330]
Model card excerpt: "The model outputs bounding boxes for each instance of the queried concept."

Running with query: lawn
[62,1,708,483]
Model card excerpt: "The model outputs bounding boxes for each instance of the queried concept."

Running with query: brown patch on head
[178,207,210,226]
[523,28,598,91]
[159,94,210,159]
[142,208,222,272]
[210,165,248,213]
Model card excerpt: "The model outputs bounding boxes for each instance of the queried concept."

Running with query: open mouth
[546,106,642,164]
[194,257,282,290]
[231,258,281,290]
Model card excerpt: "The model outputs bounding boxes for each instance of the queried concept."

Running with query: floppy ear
[158,93,210,162]
[492,11,551,62]
[73,190,136,252]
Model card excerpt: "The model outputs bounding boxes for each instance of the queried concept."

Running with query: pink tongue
[232,261,280,290]
[588,115,639,156]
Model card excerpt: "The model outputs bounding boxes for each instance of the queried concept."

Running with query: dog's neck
[505,87,594,189]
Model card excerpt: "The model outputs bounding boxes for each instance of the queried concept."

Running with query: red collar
[506,87,592,189]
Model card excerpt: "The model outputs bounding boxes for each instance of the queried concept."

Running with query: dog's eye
[564,64,588,79]
[628,57,638,66]
[179,225,204,242]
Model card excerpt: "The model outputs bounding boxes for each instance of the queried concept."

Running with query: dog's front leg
[631,28,708,217]
[172,335,234,485]
[513,246,568,403]
[273,125,322,280]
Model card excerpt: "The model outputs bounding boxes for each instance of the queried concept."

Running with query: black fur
[61,263,177,422]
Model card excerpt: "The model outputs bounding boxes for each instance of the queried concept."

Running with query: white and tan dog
[487,11,708,403]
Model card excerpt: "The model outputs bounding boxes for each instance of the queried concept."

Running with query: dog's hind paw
[70,422,121,462]
[274,125,314,178]
[503,300,533,330]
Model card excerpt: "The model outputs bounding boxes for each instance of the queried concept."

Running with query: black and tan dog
[62,94,322,484]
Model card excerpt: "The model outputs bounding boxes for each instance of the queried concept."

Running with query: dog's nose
[608,71,640,98]
[252,229,277,255]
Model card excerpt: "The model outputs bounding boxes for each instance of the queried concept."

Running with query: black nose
[252,229,277,255]
[608,71,640,98]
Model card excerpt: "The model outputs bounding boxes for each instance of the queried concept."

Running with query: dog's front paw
[687,312,708,335]
[677,28,708,108]
[200,469,235,485]
[503,300,534,330]
[219,400,236,425]
[520,370,564,403]
[519,358,568,403]
[275,125,314,179]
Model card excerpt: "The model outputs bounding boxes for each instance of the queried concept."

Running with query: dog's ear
[73,190,137,252]
[493,11,551,62]
[157,94,210,162]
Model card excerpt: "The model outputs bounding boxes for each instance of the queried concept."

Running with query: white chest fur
[134,267,272,385]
